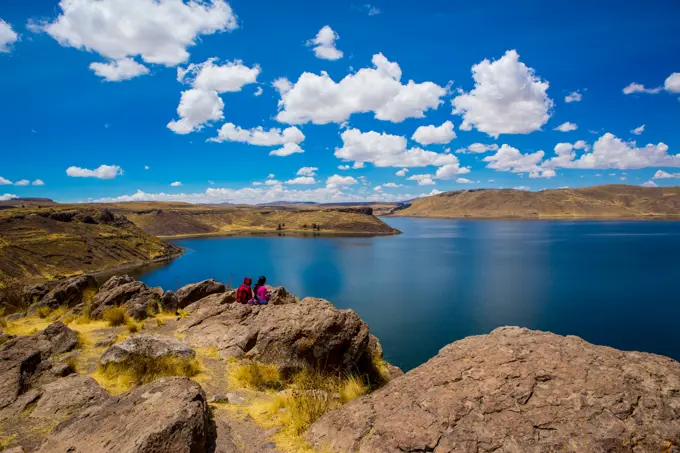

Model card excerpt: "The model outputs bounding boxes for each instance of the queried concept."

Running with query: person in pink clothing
[252,276,270,305]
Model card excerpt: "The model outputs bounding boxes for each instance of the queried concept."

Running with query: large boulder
[35,377,212,453]
[173,279,226,310]
[179,297,370,375]
[91,275,162,320]
[100,334,196,367]
[307,327,680,453]
[268,286,297,305]
[29,275,97,313]
[29,375,108,419]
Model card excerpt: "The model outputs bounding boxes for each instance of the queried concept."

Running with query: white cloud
[529,169,556,179]
[514,186,531,191]
[0,19,19,53]
[66,164,123,179]
[373,185,383,192]
[547,133,678,169]
[338,165,350,170]
[170,181,182,187]
[335,128,460,168]
[211,123,304,149]
[383,182,402,188]
[565,91,582,103]
[14,180,30,186]
[408,174,436,186]
[411,121,456,145]
[89,58,149,82]
[268,174,275,179]
[483,144,544,173]
[665,73,680,93]
[208,180,215,185]
[307,26,343,60]
[264,179,280,186]
[276,53,446,125]
[36,0,237,68]
[32,179,45,186]
[0,177,12,185]
[144,165,150,170]
[456,178,474,184]
[254,87,263,96]
[642,181,658,188]
[297,167,318,176]
[352,162,365,169]
[435,162,471,180]
[270,143,304,157]
[631,125,645,135]
[653,170,680,179]
[456,143,499,154]
[168,58,259,134]
[554,122,578,132]
[396,168,409,177]
[362,4,381,15]
[286,176,316,185]
[623,83,662,95]
[0,193,17,201]
[167,88,224,134]
[326,175,358,188]
[452,50,553,137]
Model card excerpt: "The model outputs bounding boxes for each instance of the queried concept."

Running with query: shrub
[339,375,368,403]
[156,318,166,327]
[230,361,284,391]
[100,355,201,387]
[103,307,126,327]
[125,317,142,333]
[75,305,92,325]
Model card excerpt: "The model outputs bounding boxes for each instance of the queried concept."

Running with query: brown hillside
[0,207,181,282]
[393,185,680,219]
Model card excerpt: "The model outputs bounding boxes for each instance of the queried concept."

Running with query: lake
[134,217,680,371]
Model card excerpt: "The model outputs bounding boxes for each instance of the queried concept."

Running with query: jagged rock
[91,276,162,320]
[29,375,108,419]
[29,275,98,313]
[0,322,79,411]
[180,297,370,375]
[4,313,25,322]
[174,279,226,309]
[307,327,680,453]
[35,377,212,453]
[95,208,115,224]
[22,284,49,306]
[160,290,179,311]
[100,334,196,367]
[183,291,236,314]
[268,286,297,305]
[94,332,120,348]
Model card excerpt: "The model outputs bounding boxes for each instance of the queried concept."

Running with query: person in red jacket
[236,277,253,304]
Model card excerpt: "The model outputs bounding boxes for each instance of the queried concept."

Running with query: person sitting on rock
[236,277,253,304]
[251,276,270,305]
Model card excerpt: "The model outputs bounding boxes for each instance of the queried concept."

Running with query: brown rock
[99,334,196,367]
[180,297,370,375]
[267,286,297,305]
[91,276,161,320]
[307,327,680,453]
[35,377,212,453]
[183,291,236,314]
[29,275,97,313]
[29,375,108,419]
[174,279,226,309]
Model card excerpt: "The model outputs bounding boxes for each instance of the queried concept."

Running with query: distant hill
[0,198,56,210]
[392,185,680,219]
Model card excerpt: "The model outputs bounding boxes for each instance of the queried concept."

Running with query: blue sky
[1,0,679,204]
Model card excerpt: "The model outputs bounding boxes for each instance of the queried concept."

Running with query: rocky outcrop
[100,334,196,367]
[35,377,212,453]
[179,296,371,375]
[172,279,226,310]
[307,327,680,453]
[91,275,162,320]
[29,375,108,419]
[268,286,297,305]
[28,275,98,313]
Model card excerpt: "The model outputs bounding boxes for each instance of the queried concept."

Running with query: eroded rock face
[100,334,196,367]
[29,275,98,313]
[35,377,212,453]
[91,275,162,320]
[29,375,108,419]
[174,279,226,309]
[268,286,297,305]
[179,296,370,375]
[307,327,680,453]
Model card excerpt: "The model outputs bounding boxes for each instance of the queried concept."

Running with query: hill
[392,185,680,219]
[0,207,181,282]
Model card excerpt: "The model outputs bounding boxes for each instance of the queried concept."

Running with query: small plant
[125,317,142,333]
[229,361,284,391]
[339,375,369,403]
[103,307,126,327]
[176,309,189,319]
[36,306,52,319]
[75,305,92,325]
[100,355,201,387]
[0,307,6,328]
[156,318,166,327]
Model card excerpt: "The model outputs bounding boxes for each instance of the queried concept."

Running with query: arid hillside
[393,185,680,219]
[0,207,181,282]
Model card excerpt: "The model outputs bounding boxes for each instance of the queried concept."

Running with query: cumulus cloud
[270,143,304,157]
[254,87,263,96]
[665,73,680,93]
[170,181,182,187]
[168,59,259,134]
[35,0,237,74]
[452,50,553,137]
[631,125,645,135]
[483,144,545,173]
[554,122,578,132]
[408,174,436,186]
[456,178,474,184]
[297,167,318,176]
[565,91,582,103]
[435,162,471,180]
[276,53,447,125]
[89,58,149,82]
[66,164,123,179]
[642,181,658,188]
[0,193,17,201]
[32,179,45,186]
[307,26,343,60]
[529,169,556,179]
[286,176,316,185]
[653,170,680,179]
[383,182,402,188]
[412,121,456,145]
[335,128,461,168]
[14,180,30,186]
[0,19,19,53]
[514,186,531,191]
[326,175,358,189]
[623,83,662,95]
[211,123,305,156]
[0,176,12,185]
[396,168,409,177]
[456,143,499,154]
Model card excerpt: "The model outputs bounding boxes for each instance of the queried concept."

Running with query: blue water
[134,218,680,371]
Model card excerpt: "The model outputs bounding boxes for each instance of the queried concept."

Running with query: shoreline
[386,214,680,221]
[157,228,402,240]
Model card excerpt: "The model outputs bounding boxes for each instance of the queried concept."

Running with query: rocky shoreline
[1,275,679,452]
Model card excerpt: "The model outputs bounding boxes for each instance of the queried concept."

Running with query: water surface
[134,218,680,371]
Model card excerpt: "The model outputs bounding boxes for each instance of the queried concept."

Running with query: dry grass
[102,306,126,326]
[229,361,284,391]
[98,355,201,391]
[36,305,52,319]
[0,279,30,314]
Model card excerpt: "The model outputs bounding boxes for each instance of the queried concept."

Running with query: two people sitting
[236,276,270,305]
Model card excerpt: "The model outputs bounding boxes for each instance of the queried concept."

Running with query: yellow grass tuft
[102,306,126,327]
[125,317,143,333]
[229,361,284,391]
[36,306,52,319]
[97,355,201,392]
[338,374,369,403]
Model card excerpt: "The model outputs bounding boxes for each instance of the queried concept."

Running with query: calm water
[134,218,680,371]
